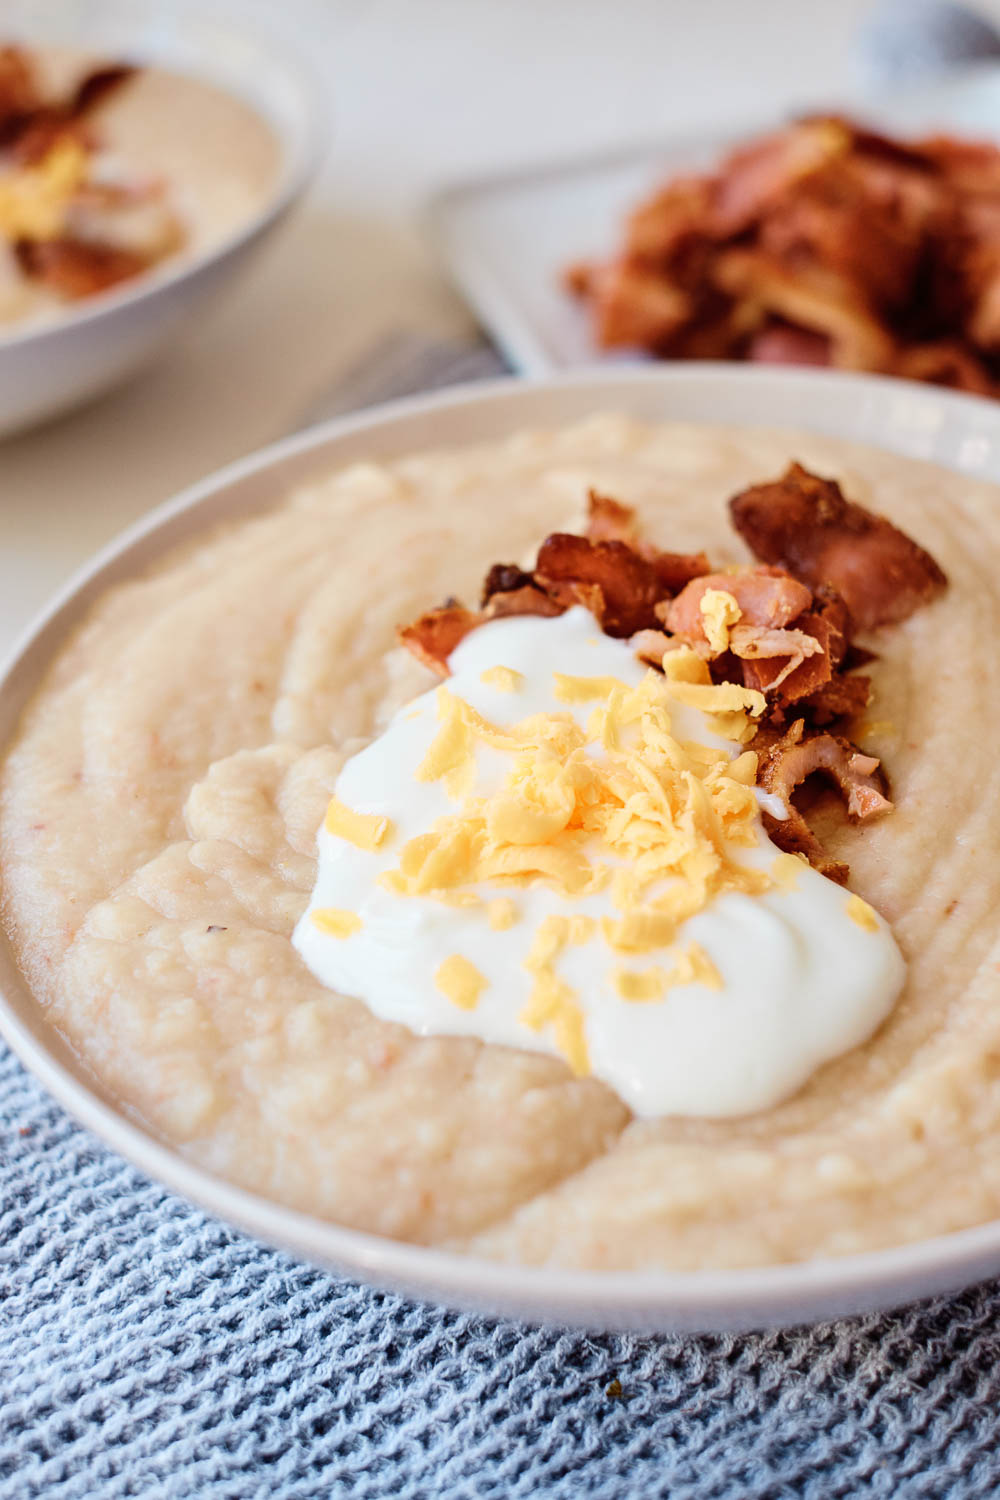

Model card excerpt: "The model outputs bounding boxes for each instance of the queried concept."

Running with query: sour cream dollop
[293,608,904,1117]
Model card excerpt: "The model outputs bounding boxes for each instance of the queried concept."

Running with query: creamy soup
[2,416,997,1271]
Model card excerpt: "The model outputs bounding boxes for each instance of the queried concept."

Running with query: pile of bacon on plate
[0,44,182,300]
[399,463,946,883]
[566,115,1000,396]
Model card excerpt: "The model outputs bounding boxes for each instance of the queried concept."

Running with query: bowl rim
[4,361,1000,1333]
[0,10,325,352]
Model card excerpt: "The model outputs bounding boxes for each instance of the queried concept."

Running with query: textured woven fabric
[5,1039,1000,1499]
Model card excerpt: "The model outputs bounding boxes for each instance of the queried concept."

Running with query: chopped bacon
[729,462,947,631]
[843,642,876,671]
[730,624,826,697]
[632,629,674,666]
[709,119,852,237]
[659,566,813,643]
[762,809,849,884]
[540,577,607,619]
[483,586,564,621]
[712,248,897,371]
[799,673,872,726]
[398,604,482,677]
[741,602,850,704]
[626,173,716,265]
[808,588,850,669]
[395,480,941,892]
[648,549,712,595]
[566,113,1000,396]
[754,719,893,882]
[0,50,134,149]
[480,563,534,606]
[14,237,151,299]
[534,533,662,637]
[583,262,693,350]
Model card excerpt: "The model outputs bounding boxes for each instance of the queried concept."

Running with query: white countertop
[3,0,998,656]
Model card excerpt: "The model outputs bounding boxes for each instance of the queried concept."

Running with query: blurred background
[6,0,1000,646]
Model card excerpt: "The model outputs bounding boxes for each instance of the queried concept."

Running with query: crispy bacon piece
[0,51,134,151]
[712,249,897,371]
[660,566,813,642]
[709,119,852,237]
[729,462,947,631]
[582,262,693,350]
[648,549,712,595]
[754,720,893,882]
[740,599,852,705]
[484,586,564,621]
[14,237,150,299]
[800,673,871,725]
[626,173,716,266]
[761,810,848,884]
[480,563,534,606]
[731,625,826,698]
[398,604,482,677]
[566,113,1000,395]
[920,134,1000,194]
[808,589,850,668]
[540,577,607,619]
[534,533,662,637]
[632,629,674,666]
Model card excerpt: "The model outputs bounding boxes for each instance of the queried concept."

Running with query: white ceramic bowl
[0,0,322,436]
[3,365,1000,1333]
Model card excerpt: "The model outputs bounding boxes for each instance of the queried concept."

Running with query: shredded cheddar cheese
[387,660,767,926]
[699,589,742,653]
[612,945,722,1001]
[846,894,880,932]
[434,954,488,1010]
[311,908,362,938]
[370,655,770,1074]
[520,914,592,1075]
[480,665,523,691]
[613,966,667,1002]
[324,797,393,850]
[771,851,804,890]
[553,673,629,703]
[0,139,89,241]
[487,898,519,930]
[520,970,589,1076]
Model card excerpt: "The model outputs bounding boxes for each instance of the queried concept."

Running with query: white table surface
[4,0,1000,657]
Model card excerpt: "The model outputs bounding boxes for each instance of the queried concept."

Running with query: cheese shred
[369,656,771,1072]
[846,894,880,932]
[311,908,362,939]
[435,954,488,1011]
[324,797,393,850]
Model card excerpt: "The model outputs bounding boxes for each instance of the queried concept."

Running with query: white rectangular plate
[429,66,1000,374]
